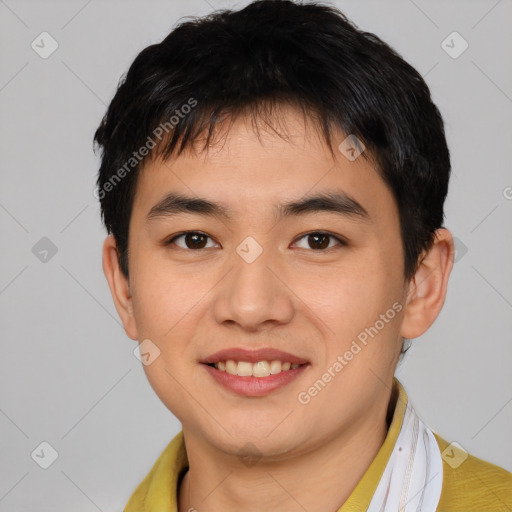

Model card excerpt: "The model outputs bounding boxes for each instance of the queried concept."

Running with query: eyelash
[164,231,347,252]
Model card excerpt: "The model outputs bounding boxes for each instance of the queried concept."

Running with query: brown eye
[308,233,330,249]
[167,232,218,250]
[293,232,345,250]
[184,233,207,249]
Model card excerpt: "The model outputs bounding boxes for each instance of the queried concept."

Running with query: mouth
[201,348,310,396]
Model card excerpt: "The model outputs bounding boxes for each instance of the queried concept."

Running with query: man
[94,1,512,510]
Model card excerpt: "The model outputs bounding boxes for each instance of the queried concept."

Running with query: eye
[165,231,219,250]
[292,231,346,251]
[164,230,346,251]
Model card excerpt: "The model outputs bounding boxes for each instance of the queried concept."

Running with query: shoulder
[434,433,512,512]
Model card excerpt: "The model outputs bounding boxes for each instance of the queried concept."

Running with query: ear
[102,235,139,340]
[400,228,455,339]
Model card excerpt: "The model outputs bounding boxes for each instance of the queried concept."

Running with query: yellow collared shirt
[124,380,512,511]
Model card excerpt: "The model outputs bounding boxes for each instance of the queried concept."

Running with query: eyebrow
[146,191,371,224]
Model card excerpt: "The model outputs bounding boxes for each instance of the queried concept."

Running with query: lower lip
[202,364,309,397]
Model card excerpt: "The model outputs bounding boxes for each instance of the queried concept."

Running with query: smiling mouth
[205,360,306,377]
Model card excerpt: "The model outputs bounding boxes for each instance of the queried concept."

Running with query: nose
[211,243,295,332]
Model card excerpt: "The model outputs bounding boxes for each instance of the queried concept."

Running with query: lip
[201,347,309,365]
[202,363,310,397]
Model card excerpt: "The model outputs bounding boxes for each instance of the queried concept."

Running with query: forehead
[131,106,398,227]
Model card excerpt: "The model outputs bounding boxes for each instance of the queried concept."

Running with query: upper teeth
[215,360,300,377]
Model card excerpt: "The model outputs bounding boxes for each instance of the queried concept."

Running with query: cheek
[130,260,198,339]
[297,262,383,325]
[130,267,205,413]
[300,252,403,355]
[129,257,217,376]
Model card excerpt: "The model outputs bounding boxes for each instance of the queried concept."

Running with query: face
[115,106,412,459]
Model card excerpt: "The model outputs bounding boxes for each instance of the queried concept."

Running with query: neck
[178,390,395,512]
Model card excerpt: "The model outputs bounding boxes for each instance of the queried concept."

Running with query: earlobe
[102,235,139,340]
[400,228,455,339]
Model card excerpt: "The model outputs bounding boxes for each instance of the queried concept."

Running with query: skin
[103,105,454,512]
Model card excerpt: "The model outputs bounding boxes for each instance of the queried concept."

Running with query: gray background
[1,0,511,510]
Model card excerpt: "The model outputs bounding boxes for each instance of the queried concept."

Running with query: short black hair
[94,0,450,283]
